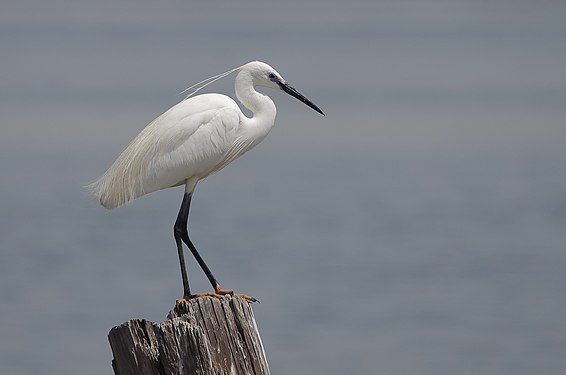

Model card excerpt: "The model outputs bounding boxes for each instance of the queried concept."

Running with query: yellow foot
[215,287,258,303]
[176,290,258,303]
[237,294,259,303]
[176,292,222,303]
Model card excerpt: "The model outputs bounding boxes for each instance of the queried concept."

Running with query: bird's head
[241,61,325,116]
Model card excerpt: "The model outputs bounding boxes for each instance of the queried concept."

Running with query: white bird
[87,61,324,301]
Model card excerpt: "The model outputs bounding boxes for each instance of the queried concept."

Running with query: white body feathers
[87,61,278,209]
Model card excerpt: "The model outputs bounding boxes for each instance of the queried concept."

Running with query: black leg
[174,192,221,294]
[174,192,192,298]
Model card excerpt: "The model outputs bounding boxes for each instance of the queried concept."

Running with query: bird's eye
[268,73,276,81]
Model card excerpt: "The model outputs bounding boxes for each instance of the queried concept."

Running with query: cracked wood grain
[108,296,270,375]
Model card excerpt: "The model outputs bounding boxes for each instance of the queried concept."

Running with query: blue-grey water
[2,1,566,374]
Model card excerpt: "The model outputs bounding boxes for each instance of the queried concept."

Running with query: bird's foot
[175,289,258,304]
[235,293,259,303]
[215,285,258,303]
[176,292,222,303]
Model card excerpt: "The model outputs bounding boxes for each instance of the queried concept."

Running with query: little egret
[87,61,324,301]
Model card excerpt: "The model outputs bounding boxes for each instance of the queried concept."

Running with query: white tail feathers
[85,163,142,209]
[85,170,136,210]
[85,128,158,209]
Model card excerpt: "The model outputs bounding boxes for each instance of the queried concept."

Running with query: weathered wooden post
[108,296,270,375]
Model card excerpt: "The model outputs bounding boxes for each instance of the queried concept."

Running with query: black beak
[279,82,325,116]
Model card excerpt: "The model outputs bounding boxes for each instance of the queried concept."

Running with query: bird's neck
[235,71,276,127]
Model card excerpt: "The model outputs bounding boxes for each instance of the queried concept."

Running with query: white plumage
[88,62,277,208]
[87,60,324,299]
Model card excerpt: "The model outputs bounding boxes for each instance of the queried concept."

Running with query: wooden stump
[108,296,270,375]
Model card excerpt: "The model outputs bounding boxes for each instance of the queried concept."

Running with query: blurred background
[1,0,566,374]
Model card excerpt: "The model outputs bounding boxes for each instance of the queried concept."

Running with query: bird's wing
[207,131,259,175]
[144,106,241,190]
[87,98,241,209]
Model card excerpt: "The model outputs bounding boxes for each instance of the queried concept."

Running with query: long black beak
[279,82,325,116]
